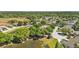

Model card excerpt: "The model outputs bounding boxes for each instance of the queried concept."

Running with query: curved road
[1,25,69,42]
[51,26,68,42]
[1,26,26,33]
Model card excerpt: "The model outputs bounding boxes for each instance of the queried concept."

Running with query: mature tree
[40,20,47,25]
[73,20,79,31]
[8,20,17,24]
[56,20,66,27]
[23,19,31,25]
[17,21,23,26]
[0,32,13,44]
[11,27,30,43]
[60,27,73,35]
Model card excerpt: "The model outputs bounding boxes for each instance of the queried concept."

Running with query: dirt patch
[0,18,15,26]
[0,20,8,26]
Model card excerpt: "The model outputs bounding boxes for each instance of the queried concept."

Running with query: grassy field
[0,18,29,26]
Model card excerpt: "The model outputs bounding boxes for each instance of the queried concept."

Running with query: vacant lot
[0,19,8,26]
[0,18,27,26]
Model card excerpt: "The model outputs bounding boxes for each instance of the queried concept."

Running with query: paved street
[51,26,68,42]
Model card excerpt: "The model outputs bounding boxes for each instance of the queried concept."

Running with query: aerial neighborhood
[0,12,79,48]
